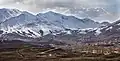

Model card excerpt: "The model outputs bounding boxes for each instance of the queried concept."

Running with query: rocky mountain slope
[0,8,118,45]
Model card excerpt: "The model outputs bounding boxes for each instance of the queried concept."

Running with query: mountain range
[0,8,102,36]
[0,8,119,44]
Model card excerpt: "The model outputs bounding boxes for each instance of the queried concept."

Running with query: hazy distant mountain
[63,7,117,22]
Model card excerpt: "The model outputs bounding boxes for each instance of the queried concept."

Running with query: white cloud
[0,0,118,12]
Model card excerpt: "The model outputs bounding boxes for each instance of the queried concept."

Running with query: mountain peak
[0,8,21,13]
[0,8,22,22]
[45,11,57,14]
[20,11,35,17]
[43,11,63,16]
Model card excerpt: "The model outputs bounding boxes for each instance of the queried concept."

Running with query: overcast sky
[0,0,118,13]
[0,0,119,22]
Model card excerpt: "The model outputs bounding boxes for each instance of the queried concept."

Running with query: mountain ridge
[0,8,102,33]
[0,8,115,43]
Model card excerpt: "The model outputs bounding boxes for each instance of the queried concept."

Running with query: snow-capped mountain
[2,11,36,27]
[1,8,120,47]
[65,8,106,18]
[37,11,100,29]
[81,19,120,41]
[62,7,117,22]
[0,8,108,42]
[100,20,120,36]
[0,9,102,34]
[0,8,22,22]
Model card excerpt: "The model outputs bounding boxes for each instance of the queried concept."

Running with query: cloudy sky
[0,0,119,22]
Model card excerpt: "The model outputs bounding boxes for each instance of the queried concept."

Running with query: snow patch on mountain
[37,11,101,29]
[0,8,22,22]
[0,8,106,39]
[2,11,36,27]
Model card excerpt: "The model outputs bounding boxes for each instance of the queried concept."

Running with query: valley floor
[0,44,120,61]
